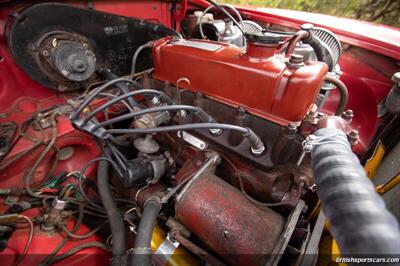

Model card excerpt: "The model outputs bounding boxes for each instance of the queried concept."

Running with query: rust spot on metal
[176,172,285,266]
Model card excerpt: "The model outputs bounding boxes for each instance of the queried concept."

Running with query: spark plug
[243,128,266,157]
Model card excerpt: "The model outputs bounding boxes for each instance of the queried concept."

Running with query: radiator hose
[97,160,126,266]
[311,128,400,255]
[130,197,161,266]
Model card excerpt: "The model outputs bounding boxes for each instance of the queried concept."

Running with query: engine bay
[0,2,399,266]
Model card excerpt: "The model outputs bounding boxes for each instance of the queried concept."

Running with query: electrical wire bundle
[0,104,137,265]
[70,75,266,175]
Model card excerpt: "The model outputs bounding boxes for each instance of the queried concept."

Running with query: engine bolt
[288,54,304,68]
[290,54,303,64]
[342,109,354,122]
[304,110,318,124]
[347,129,359,146]
[287,122,298,135]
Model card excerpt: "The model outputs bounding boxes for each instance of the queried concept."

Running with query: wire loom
[71,75,267,180]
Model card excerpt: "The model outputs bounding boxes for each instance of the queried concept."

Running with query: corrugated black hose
[311,128,400,256]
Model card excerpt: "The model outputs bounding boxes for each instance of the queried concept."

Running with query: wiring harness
[70,73,266,182]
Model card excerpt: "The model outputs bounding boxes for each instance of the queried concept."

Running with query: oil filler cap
[245,31,282,45]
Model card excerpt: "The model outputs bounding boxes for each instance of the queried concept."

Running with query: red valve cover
[153,38,328,125]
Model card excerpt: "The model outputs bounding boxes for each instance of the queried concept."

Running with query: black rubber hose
[78,157,122,210]
[98,69,138,108]
[324,76,349,116]
[303,34,334,71]
[311,128,400,255]
[97,160,126,266]
[204,0,244,35]
[130,197,161,266]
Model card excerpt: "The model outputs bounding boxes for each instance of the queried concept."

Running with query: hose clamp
[153,235,180,265]
[302,135,318,153]
[297,135,317,166]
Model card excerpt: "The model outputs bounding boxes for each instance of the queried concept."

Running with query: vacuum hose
[130,197,161,266]
[324,76,349,116]
[311,128,400,255]
[97,160,126,265]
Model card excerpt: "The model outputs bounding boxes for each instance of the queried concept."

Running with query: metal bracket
[177,130,208,150]
[153,235,180,265]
